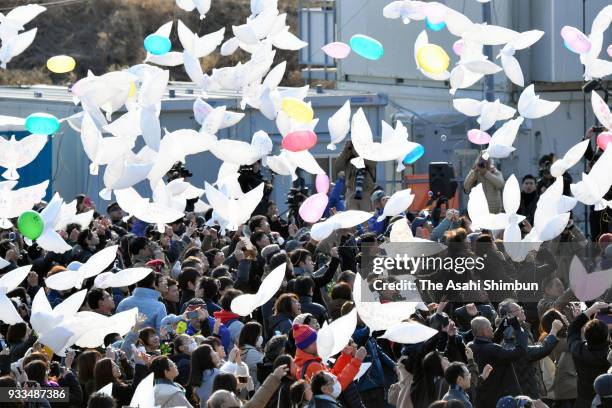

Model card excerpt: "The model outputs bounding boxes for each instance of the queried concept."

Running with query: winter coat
[568,313,611,408]
[171,353,191,387]
[154,379,193,408]
[116,287,167,332]
[298,296,329,326]
[444,385,473,408]
[464,167,505,214]
[352,326,396,392]
[240,345,264,388]
[294,347,361,390]
[267,313,293,338]
[388,361,414,408]
[194,368,220,408]
[308,395,342,408]
[468,329,528,408]
[547,337,578,401]
[502,327,559,399]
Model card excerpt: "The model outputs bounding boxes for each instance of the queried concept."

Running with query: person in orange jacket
[292,323,367,390]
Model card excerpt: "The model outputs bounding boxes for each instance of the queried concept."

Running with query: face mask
[187,341,197,353]
[255,336,263,348]
[331,380,341,398]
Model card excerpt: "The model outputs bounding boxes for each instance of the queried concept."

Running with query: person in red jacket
[292,323,367,390]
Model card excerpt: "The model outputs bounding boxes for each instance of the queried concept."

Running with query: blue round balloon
[402,144,425,165]
[144,34,172,55]
[349,34,384,61]
[25,113,60,135]
[426,18,446,32]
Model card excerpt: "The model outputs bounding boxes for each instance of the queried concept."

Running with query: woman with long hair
[238,322,264,388]
[94,357,148,408]
[411,351,449,408]
[78,350,102,401]
[539,308,577,408]
[152,355,193,408]
[189,344,221,407]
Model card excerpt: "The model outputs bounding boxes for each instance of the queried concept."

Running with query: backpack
[300,359,365,408]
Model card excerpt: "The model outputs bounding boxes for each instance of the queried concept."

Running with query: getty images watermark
[358,242,610,303]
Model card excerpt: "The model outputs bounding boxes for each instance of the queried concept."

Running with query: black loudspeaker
[429,162,458,199]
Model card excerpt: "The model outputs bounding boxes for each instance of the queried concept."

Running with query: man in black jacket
[568,301,611,408]
[468,316,528,408]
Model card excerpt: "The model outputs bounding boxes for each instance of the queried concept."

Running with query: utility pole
[482,2,495,102]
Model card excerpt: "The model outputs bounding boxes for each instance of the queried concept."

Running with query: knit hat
[370,190,385,203]
[595,374,612,397]
[293,323,317,350]
[146,259,165,272]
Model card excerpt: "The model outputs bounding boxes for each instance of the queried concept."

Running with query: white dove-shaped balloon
[53,199,94,232]
[130,373,155,408]
[353,274,417,331]
[100,151,153,201]
[579,5,612,80]
[176,0,212,19]
[231,262,286,316]
[550,140,590,178]
[462,23,519,46]
[93,267,153,289]
[381,321,438,344]
[571,142,612,210]
[80,112,136,176]
[350,108,422,170]
[30,288,87,355]
[146,129,216,186]
[569,256,612,301]
[467,175,525,234]
[383,1,426,24]
[517,85,560,119]
[114,187,184,232]
[317,308,357,363]
[497,30,544,87]
[0,134,47,180]
[193,98,245,130]
[453,98,516,132]
[137,67,170,152]
[74,308,139,348]
[36,193,72,254]
[0,265,31,324]
[0,4,46,68]
[591,91,612,130]
[45,245,118,291]
[482,117,524,159]
[381,218,446,258]
[377,189,415,221]
[310,210,372,241]
[327,100,351,151]
[0,114,25,131]
[205,182,264,231]
[0,180,48,229]
[210,131,273,166]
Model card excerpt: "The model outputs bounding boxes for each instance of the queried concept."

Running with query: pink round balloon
[299,193,329,223]
[597,132,612,151]
[608,44,612,58]
[561,26,591,54]
[452,39,464,56]
[467,129,491,145]
[282,130,317,152]
[315,174,330,194]
[321,42,351,59]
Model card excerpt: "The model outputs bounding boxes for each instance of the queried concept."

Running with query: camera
[286,186,309,210]
[167,162,193,181]
[354,168,366,200]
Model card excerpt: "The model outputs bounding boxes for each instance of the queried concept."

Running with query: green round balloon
[17,210,44,240]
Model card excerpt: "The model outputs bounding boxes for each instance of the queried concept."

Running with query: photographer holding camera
[238,160,273,217]
[536,154,573,196]
[464,155,505,214]
[335,141,377,212]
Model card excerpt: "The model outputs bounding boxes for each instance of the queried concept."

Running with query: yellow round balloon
[281,97,314,123]
[416,44,450,74]
[46,55,76,74]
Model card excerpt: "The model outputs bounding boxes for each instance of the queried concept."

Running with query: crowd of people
[0,132,611,408]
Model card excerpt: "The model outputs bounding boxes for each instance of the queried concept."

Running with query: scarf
[214,310,241,324]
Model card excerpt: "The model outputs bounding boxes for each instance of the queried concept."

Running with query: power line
[0,0,90,12]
